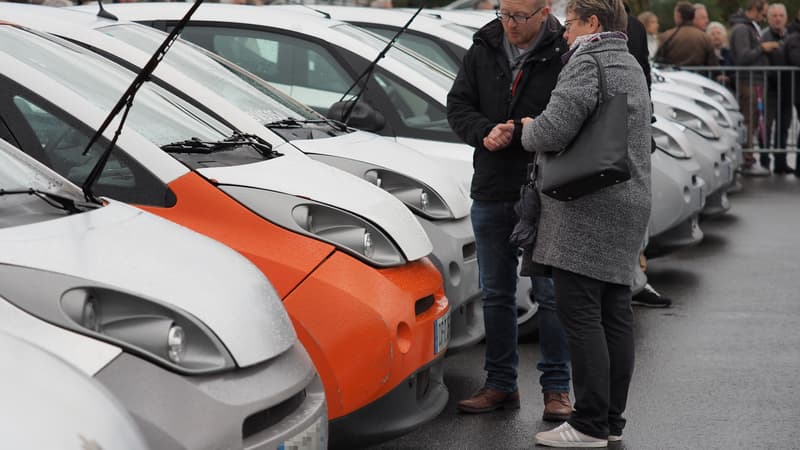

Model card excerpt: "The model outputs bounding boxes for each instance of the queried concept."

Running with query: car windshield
[97,23,319,125]
[359,25,460,74]
[332,23,456,90]
[0,139,82,199]
[0,26,232,148]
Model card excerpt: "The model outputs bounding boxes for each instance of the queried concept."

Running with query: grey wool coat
[521,37,651,286]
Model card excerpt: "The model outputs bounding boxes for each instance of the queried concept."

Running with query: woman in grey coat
[519,0,651,446]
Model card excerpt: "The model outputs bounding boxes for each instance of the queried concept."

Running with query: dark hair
[746,0,767,12]
[675,1,695,23]
[566,0,628,32]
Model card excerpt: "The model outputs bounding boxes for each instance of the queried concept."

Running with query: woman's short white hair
[706,21,727,38]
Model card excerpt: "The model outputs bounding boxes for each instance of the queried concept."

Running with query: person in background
[446,0,572,423]
[729,0,776,176]
[519,0,651,444]
[782,8,800,177]
[637,11,660,61]
[693,3,710,31]
[656,1,717,66]
[760,2,794,173]
[708,21,735,65]
[707,21,736,88]
[370,0,393,8]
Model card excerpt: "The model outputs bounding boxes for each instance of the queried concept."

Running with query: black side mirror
[327,100,386,132]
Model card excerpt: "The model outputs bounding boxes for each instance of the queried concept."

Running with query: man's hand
[762,41,780,53]
[521,116,534,126]
[482,122,515,151]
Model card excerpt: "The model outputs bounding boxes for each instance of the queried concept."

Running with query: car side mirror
[327,100,386,133]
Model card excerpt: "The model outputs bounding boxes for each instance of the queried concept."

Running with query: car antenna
[338,4,424,125]
[95,0,118,21]
[299,4,330,19]
[81,0,205,203]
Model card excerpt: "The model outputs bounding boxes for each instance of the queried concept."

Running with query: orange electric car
[0,22,450,448]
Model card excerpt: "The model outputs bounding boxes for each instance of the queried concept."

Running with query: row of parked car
[0,3,744,450]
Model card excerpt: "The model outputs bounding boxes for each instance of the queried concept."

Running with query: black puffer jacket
[447,17,567,202]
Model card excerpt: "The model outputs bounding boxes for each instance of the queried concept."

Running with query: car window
[0,26,231,148]
[373,71,451,132]
[359,26,460,74]
[99,23,318,124]
[9,93,174,207]
[180,25,354,114]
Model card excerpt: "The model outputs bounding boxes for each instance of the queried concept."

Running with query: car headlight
[308,154,454,220]
[694,99,730,128]
[653,127,692,159]
[701,87,736,110]
[220,185,406,267]
[667,107,719,139]
[61,287,234,373]
[0,266,236,375]
[364,169,452,220]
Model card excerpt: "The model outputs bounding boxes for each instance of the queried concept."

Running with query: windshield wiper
[266,118,348,132]
[162,132,279,158]
[337,5,424,125]
[0,188,99,214]
[79,0,205,203]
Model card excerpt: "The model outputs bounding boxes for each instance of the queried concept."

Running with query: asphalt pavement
[367,174,800,450]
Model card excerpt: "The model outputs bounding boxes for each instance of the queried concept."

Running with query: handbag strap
[587,53,609,105]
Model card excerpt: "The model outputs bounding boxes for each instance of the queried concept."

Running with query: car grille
[242,389,307,440]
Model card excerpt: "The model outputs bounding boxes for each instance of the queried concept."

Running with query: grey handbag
[539,53,631,201]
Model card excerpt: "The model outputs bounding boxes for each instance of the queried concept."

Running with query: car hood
[198,152,433,261]
[0,201,295,368]
[289,130,471,219]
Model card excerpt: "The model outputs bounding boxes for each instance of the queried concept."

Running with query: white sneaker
[535,422,608,447]
[739,164,770,177]
[608,434,622,442]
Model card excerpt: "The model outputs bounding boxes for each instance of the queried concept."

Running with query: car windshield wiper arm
[79,0,205,203]
[265,118,348,131]
[162,132,277,158]
[337,5,424,125]
[0,188,99,214]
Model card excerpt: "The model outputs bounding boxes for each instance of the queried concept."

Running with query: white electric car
[0,138,327,450]
[0,331,149,450]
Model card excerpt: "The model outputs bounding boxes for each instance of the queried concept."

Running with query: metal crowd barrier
[665,65,800,155]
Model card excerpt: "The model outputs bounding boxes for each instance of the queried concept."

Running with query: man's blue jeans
[471,200,570,393]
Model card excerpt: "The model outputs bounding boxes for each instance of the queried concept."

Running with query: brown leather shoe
[457,387,520,414]
[542,391,572,422]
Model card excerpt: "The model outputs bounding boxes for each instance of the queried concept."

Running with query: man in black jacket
[447,0,571,420]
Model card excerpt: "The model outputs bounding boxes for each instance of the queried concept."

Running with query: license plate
[434,310,451,354]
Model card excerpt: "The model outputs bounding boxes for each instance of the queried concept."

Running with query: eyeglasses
[496,7,543,24]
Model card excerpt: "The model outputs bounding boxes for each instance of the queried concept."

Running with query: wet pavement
[368,175,800,449]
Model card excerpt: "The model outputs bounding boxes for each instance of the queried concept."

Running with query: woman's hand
[521,116,534,126]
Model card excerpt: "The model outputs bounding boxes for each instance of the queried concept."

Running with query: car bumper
[328,355,448,449]
[650,151,706,238]
[646,213,704,258]
[684,132,735,195]
[284,252,450,427]
[417,215,483,352]
[96,344,327,450]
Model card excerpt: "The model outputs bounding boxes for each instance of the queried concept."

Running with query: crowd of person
[638,0,800,177]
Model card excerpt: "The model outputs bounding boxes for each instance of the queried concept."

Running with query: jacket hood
[728,11,752,27]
